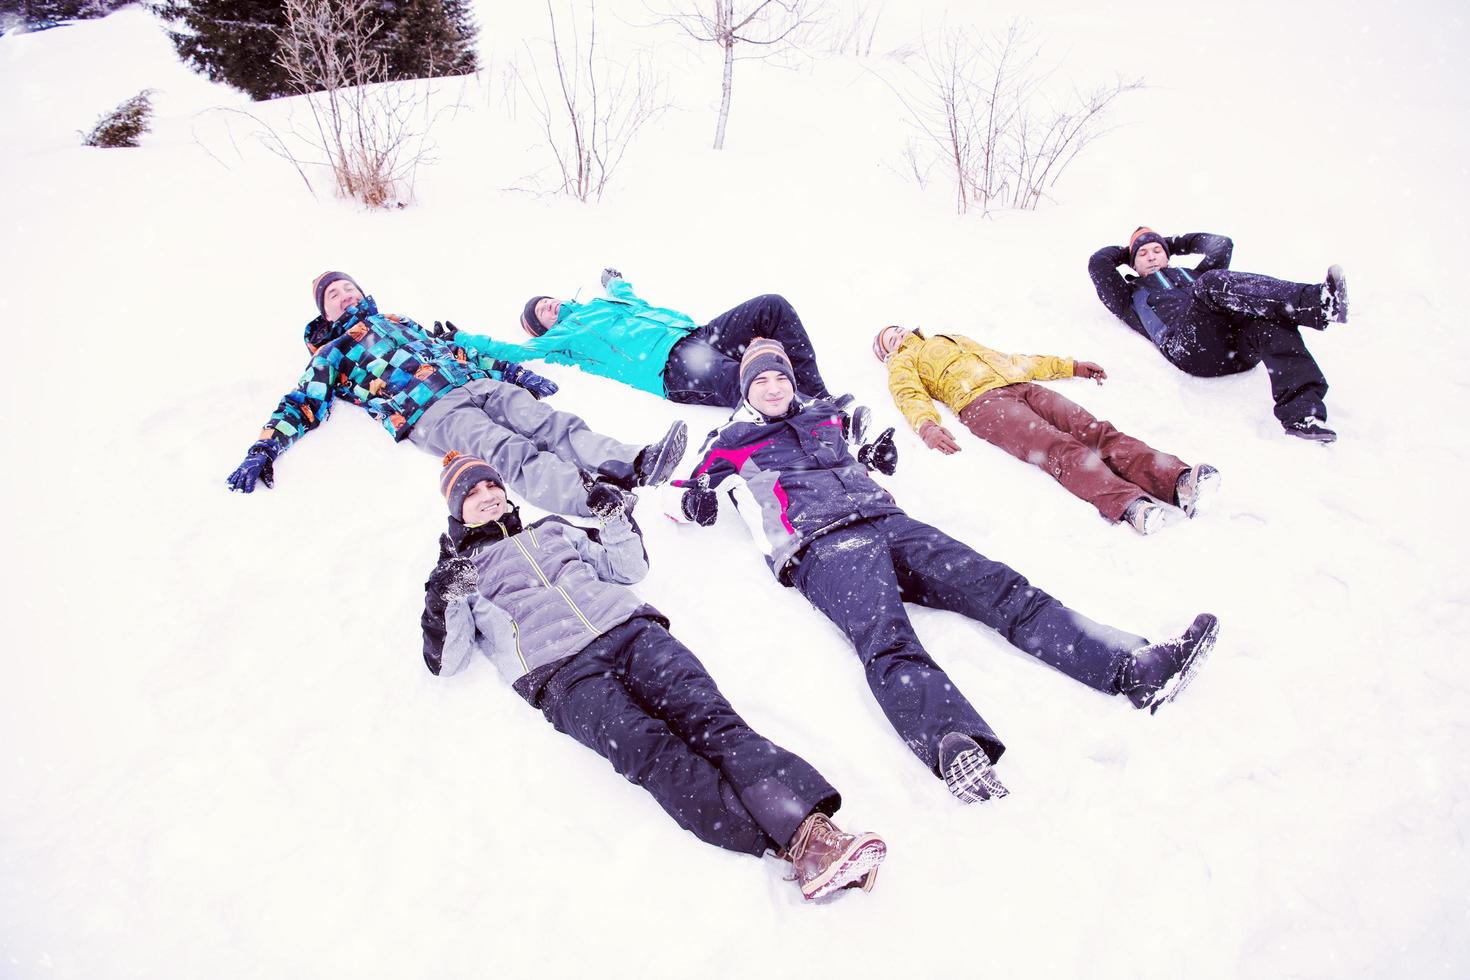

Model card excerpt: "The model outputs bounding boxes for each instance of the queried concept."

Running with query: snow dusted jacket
[668,399,903,584]
[885,330,1074,434]
[256,296,516,451]
[1088,233,1235,346]
[420,511,660,684]
[454,277,699,397]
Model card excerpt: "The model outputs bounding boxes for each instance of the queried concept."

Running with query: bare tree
[270,0,446,207]
[653,0,819,149]
[517,0,665,202]
[885,20,1140,215]
[818,0,884,58]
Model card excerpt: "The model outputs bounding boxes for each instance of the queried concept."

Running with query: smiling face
[322,279,365,321]
[1132,242,1169,276]
[747,369,795,417]
[461,479,508,524]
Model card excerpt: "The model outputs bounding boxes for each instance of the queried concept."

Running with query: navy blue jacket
[672,399,901,583]
[1088,233,1235,345]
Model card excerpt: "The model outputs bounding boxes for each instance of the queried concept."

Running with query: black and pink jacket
[669,398,901,584]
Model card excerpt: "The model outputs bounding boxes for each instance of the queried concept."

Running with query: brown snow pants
[958,383,1189,522]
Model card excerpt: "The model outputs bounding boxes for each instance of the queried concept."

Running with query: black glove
[585,480,627,521]
[227,439,281,493]
[857,427,898,475]
[601,268,622,288]
[680,475,718,526]
[426,533,479,610]
[430,319,459,341]
[493,359,559,399]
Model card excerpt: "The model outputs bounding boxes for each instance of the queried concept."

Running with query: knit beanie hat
[521,295,554,336]
[440,451,506,518]
[739,338,796,399]
[873,325,906,363]
[1128,227,1169,265]
[312,271,362,317]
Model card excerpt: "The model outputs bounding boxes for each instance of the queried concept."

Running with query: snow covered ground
[3,2,1469,977]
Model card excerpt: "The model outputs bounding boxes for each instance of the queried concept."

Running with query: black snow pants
[527,616,838,855]
[788,515,1147,773]
[1164,269,1330,425]
[662,294,833,408]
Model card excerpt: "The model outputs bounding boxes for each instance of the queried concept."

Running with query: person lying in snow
[225,271,687,519]
[666,338,1220,803]
[1088,228,1349,443]
[436,268,846,409]
[421,451,887,900]
[872,325,1220,535]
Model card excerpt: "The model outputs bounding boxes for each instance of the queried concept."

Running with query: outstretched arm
[227,356,340,492]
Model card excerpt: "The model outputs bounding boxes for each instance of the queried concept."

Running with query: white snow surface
[3,3,1469,978]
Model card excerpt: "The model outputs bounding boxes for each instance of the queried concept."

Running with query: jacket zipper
[508,618,528,672]
[512,536,599,635]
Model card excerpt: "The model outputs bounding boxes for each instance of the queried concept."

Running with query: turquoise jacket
[457,278,699,397]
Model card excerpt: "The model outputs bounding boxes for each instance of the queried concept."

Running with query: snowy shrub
[891,20,1141,215]
[515,1,665,203]
[82,89,155,148]
[264,0,444,207]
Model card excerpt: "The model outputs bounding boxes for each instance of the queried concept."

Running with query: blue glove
[857,427,898,475]
[494,359,558,399]
[227,439,281,493]
[601,268,622,288]
[430,319,459,342]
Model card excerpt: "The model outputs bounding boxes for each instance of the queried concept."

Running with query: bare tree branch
[890,19,1141,214]
[517,0,667,202]
[647,0,818,148]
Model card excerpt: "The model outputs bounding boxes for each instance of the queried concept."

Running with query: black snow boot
[1118,613,1220,714]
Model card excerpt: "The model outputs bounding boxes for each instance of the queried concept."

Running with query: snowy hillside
[3,2,1468,978]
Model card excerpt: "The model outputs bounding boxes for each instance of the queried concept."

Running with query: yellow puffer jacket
[886,331,1074,433]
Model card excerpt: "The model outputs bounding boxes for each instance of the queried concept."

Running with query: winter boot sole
[802,834,887,901]
[1326,265,1349,323]
[636,421,688,487]
[1147,614,1220,715]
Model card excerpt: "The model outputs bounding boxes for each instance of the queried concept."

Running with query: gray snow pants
[409,378,640,518]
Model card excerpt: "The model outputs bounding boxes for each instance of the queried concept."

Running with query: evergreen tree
[158,0,477,102]
[83,89,155,147]
[157,0,292,100]
[382,0,476,78]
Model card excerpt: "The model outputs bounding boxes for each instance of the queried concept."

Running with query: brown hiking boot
[783,813,887,901]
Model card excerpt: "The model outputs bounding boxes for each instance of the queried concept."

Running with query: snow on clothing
[421,511,840,855]
[885,331,1187,522]
[678,400,902,582]
[884,331,1075,434]
[254,296,639,518]
[670,397,1150,774]
[457,283,833,407]
[959,384,1187,522]
[408,379,641,519]
[1087,233,1331,424]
